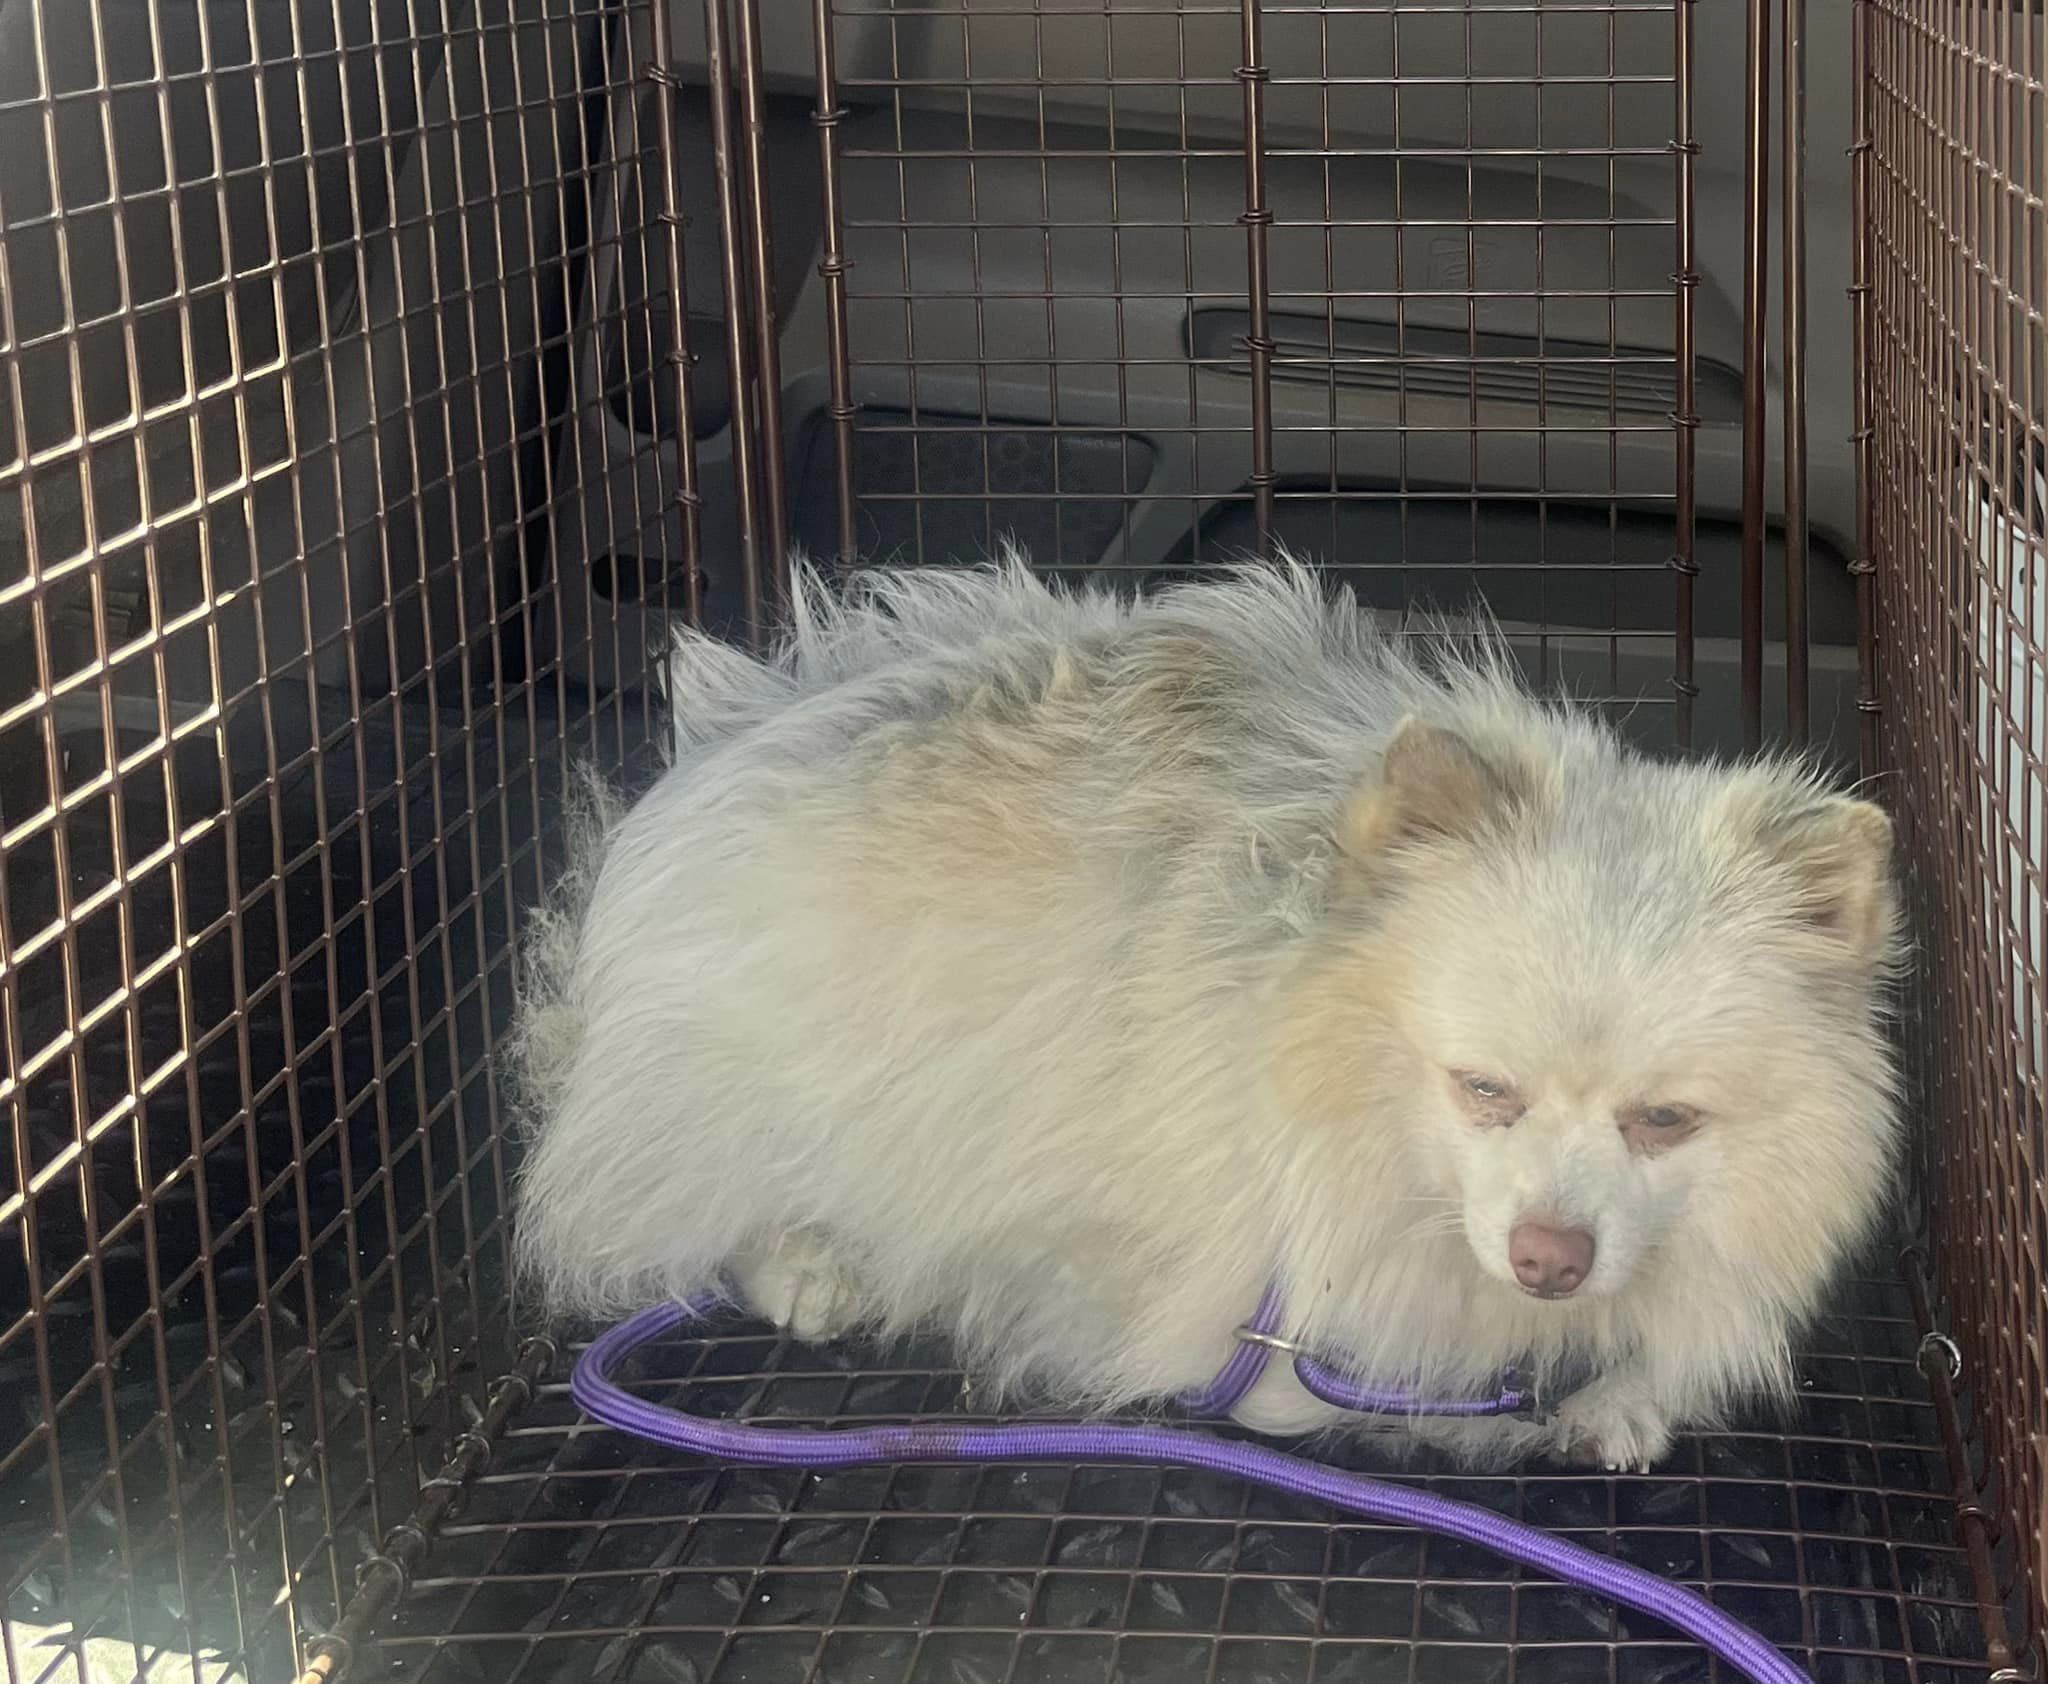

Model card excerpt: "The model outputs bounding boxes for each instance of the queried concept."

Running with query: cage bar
[1779,0,1809,746]
[811,0,862,571]
[1738,0,1771,749]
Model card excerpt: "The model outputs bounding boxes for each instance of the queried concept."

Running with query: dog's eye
[1621,1102,1701,1149]
[1450,1070,1524,1126]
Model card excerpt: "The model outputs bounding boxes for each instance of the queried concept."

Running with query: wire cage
[0,0,2041,1678]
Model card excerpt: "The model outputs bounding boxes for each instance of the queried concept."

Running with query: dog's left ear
[1725,785,1898,962]
[1338,717,1529,865]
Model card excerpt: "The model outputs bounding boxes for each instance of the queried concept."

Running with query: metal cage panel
[1861,0,2048,1657]
[806,0,1718,740]
[0,0,689,1676]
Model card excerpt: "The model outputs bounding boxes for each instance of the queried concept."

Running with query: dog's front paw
[737,1232,866,1343]
[1228,1357,1353,1439]
[1548,1381,1674,1473]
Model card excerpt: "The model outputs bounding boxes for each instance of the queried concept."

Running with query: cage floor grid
[374,1266,1991,1684]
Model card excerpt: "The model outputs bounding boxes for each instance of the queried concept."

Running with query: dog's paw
[1548,1381,1674,1473]
[1227,1360,1353,1439]
[737,1236,866,1343]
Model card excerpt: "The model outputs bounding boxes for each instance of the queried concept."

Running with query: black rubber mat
[373,1261,1993,1684]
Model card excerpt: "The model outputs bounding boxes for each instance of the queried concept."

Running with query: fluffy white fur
[511,555,1902,1470]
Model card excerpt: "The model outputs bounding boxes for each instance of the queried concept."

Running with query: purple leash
[572,1299,1813,1684]
[1175,1282,1531,1419]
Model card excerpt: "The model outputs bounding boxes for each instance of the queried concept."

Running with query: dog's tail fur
[661,546,1078,764]
[502,764,626,1148]
[505,608,791,1163]
[662,614,795,760]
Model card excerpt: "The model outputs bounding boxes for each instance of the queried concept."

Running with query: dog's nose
[1508,1220,1595,1297]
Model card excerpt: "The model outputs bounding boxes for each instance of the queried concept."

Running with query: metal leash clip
[1505,1366,1555,1425]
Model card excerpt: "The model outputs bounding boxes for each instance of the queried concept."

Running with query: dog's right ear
[1337,717,1527,865]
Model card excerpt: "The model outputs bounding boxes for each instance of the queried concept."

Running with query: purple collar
[1180,1284,1535,1421]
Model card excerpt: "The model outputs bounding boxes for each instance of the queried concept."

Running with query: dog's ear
[1769,796,1897,960]
[1338,717,1527,863]
[1719,782,1898,962]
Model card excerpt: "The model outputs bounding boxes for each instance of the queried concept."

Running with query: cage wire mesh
[0,0,2041,1678]
[811,0,1711,728]
[0,0,688,1676]
[1861,0,2048,1654]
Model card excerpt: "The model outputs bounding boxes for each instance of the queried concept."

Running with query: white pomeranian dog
[511,556,1902,1470]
